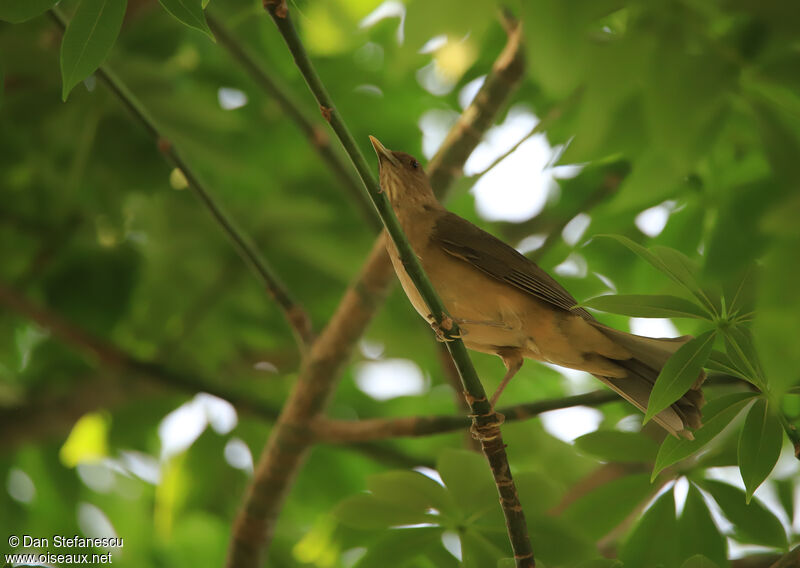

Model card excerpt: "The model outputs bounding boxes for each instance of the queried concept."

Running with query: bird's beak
[369,135,400,167]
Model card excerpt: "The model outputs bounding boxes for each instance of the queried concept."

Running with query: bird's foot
[427,313,462,342]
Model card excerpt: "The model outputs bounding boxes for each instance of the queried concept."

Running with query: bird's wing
[432,212,594,320]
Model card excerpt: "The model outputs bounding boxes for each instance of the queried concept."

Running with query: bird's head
[369,136,436,208]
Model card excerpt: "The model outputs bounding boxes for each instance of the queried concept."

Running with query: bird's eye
[410,160,419,169]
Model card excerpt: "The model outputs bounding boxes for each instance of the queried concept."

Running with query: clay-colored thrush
[369,136,704,438]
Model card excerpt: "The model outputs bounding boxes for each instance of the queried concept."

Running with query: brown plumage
[369,136,704,438]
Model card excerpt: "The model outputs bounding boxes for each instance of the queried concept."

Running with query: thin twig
[206,13,380,231]
[48,7,314,351]
[312,375,744,443]
[229,4,534,567]
[311,390,619,442]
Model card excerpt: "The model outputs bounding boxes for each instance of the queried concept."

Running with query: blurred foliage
[1,0,800,566]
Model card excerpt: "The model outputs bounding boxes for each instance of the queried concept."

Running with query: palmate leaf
[653,392,757,479]
[644,329,716,423]
[738,398,783,501]
[582,293,710,319]
[60,0,127,101]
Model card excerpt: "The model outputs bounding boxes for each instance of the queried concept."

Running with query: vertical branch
[227,3,533,567]
[48,8,314,351]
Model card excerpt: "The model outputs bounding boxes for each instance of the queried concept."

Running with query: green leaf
[706,350,750,381]
[0,0,58,22]
[528,514,595,566]
[461,527,507,568]
[561,473,654,540]
[678,485,728,567]
[436,449,496,515]
[60,0,127,101]
[645,330,716,423]
[681,555,720,568]
[157,0,214,40]
[722,326,765,388]
[755,234,800,396]
[738,398,783,501]
[774,478,795,526]
[354,527,449,568]
[619,489,679,568]
[697,480,787,549]
[573,431,658,463]
[514,470,563,515]
[598,236,715,313]
[582,294,710,319]
[653,392,757,478]
[367,471,452,513]
[334,494,433,530]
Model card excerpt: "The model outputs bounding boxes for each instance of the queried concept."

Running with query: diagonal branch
[206,13,380,231]
[227,5,531,567]
[48,8,314,351]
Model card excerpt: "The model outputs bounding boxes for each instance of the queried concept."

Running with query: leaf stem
[48,7,314,350]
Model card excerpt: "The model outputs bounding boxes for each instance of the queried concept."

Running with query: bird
[368,135,704,438]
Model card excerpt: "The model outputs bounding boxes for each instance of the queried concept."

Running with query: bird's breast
[386,236,535,354]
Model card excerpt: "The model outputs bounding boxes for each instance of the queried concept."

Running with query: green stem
[264,3,533,566]
[48,7,314,350]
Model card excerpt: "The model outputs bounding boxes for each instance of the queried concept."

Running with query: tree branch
[227,7,528,566]
[205,13,380,232]
[48,7,314,351]
[311,390,618,442]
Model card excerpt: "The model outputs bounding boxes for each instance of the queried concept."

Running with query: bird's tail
[590,324,706,439]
